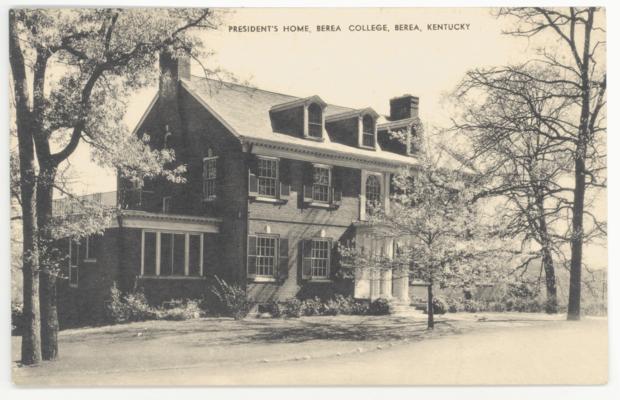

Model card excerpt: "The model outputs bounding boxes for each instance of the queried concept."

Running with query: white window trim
[309,238,331,280]
[140,230,204,278]
[358,114,377,150]
[254,234,279,278]
[256,156,280,199]
[303,102,325,140]
[83,235,96,262]
[312,163,332,204]
[360,170,389,220]
[202,155,218,201]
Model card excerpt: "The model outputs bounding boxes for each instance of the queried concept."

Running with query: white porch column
[380,268,393,298]
[392,265,410,303]
[354,267,371,300]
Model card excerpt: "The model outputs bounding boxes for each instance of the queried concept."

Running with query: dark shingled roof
[180,77,420,166]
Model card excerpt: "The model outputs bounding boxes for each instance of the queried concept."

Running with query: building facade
[57,53,423,326]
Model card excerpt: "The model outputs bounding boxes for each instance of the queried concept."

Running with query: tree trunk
[567,8,595,322]
[567,152,585,321]
[427,284,434,330]
[20,182,42,365]
[10,10,42,365]
[535,195,558,313]
[40,270,58,360]
[37,167,59,360]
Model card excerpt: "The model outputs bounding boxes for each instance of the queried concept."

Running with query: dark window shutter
[330,240,339,278]
[215,155,223,198]
[280,182,290,201]
[247,235,257,278]
[278,159,290,201]
[331,167,342,207]
[302,163,314,204]
[301,239,313,279]
[277,238,289,280]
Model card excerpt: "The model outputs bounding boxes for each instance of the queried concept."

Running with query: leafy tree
[9,8,221,364]
[369,138,508,329]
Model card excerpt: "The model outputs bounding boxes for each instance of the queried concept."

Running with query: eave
[241,136,418,173]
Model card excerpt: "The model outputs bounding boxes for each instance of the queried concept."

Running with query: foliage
[12,302,24,335]
[432,297,448,315]
[369,298,393,316]
[302,297,324,316]
[281,298,304,318]
[155,300,202,321]
[209,276,253,320]
[272,295,371,318]
[105,283,156,323]
[368,145,510,328]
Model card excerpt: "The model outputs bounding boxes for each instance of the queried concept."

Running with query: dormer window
[308,103,323,138]
[362,115,375,148]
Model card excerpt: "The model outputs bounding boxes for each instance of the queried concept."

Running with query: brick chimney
[389,94,419,120]
[157,50,191,149]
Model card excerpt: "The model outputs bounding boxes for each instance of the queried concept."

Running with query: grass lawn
[12,312,568,385]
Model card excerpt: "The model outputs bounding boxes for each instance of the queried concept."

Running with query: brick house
[57,53,424,326]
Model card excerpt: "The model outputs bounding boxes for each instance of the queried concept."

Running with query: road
[15,317,607,386]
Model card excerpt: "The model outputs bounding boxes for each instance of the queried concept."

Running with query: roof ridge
[189,74,301,100]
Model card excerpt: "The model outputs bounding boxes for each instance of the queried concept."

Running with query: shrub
[489,301,506,312]
[105,283,156,323]
[124,291,157,321]
[432,297,448,315]
[11,302,23,335]
[463,299,480,313]
[369,298,393,315]
[265,300,283,318]
[446,297,461,313]
[325,294,354,315]
[302,297,323,316]
[282,298,303,318]
[156,299,202,321]
[210,276,253,320]
[351,299,370,315]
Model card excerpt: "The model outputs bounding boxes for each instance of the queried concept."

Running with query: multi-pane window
[141,231,203,277]
[366,174,382,215]
[258,158,279,197]
[256,236,277,277]
[69,239,80,287]
[310,239,330,279]
[312,166,331,203]
[84,235,96,261]
[362,115,375,148]
[202,156,217,200]
[308,103,323,138]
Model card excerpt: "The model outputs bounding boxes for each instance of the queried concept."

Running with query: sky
[69,7,534,193]
[60,7,606,269]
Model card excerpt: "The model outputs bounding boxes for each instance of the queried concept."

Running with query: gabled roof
[179,77,419,168]
[270,95,327,112]
[325,107,380,123]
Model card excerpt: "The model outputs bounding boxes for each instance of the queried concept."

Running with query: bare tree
[9,8,221,364]
[495,7,606,320]
[452,65,578,313]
